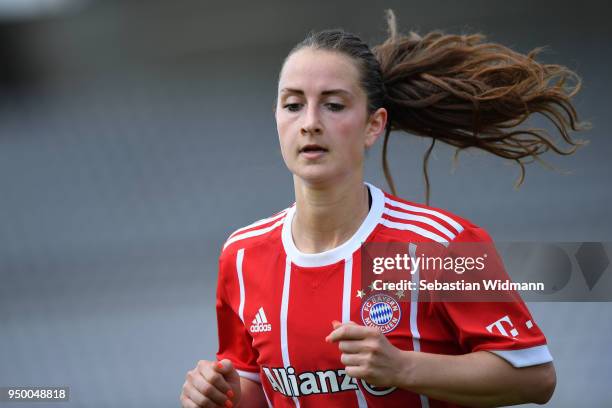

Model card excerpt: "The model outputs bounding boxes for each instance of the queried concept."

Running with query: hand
[180,359,240,408]
[325,320,411,388]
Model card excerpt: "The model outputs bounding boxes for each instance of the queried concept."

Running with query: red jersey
[215,182,552,408]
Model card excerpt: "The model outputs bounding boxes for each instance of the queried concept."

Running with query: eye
[326,103,345,112]
[283,103,302,112]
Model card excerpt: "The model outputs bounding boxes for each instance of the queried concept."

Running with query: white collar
[281,182,384,267]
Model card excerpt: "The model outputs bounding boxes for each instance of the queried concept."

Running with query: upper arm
[238,377,268,408]
[516,360,556,404]
[479,351,557,404]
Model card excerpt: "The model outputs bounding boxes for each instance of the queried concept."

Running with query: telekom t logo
[486,315,519,338]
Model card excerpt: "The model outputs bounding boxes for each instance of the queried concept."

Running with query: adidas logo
[250,307,272,333]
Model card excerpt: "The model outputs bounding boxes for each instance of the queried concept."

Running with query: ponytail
[374,9,588,204]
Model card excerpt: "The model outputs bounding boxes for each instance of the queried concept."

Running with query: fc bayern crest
[360,293,401,334]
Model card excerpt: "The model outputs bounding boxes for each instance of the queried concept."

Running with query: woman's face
[275,48,386,187]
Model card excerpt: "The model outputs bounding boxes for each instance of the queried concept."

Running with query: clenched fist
[180,359,241,408]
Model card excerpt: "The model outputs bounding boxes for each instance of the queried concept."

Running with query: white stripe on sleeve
[488,345,553,368]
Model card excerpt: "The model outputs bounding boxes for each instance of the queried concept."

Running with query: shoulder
[377,187,486,243]
[219,204,294,260]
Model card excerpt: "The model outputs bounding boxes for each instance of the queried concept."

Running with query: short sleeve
[215,250,260,380]
[439,226,553,368]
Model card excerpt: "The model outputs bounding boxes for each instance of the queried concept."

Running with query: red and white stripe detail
[223,209,290,250]
[381,197,465,244]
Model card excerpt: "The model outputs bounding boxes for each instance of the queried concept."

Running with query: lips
[299,144,328,153]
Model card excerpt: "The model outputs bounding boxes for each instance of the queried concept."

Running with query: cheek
[333,115,367,156]
[276,117,294,157]
[276,115,288,140]
[334,108,367,137]
[335,119,355,136]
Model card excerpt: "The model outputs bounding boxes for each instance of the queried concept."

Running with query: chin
[293,167,339,186]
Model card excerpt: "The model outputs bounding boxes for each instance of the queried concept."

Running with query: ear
[364,107,388,148]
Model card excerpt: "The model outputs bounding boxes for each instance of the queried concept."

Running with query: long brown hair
[288,10,589,204]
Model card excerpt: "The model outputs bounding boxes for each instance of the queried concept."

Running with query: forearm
[395,350,556,407]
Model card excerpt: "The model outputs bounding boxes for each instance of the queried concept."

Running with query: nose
[301,105,322,136]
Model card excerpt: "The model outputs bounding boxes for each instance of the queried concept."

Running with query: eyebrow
[279,88,352,97]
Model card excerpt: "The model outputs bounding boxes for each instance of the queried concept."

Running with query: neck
[291,175,370,254]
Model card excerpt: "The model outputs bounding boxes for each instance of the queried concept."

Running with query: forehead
[278,48,362,96]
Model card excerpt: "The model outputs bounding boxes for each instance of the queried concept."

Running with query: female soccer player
[181,10,586,408]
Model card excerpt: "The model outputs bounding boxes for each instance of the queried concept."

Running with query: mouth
[299,144,329,154]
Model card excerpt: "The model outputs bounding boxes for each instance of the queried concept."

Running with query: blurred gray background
[0,0,611,406]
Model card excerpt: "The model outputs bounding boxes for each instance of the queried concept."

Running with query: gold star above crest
[356,289,366,299]
[368,282,376,291]
[395,290,405,299]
